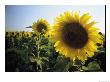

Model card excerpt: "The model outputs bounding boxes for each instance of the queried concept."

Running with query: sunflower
[5,32,10,37]
[27,32,32,37]
[32,18,50,35]
[11,32,16,37]
[19,32,23,38]
[51,11,103,62]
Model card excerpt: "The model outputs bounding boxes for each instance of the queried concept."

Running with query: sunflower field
[5,12,106,72]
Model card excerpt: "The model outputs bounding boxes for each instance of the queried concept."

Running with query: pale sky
[5,5,105,33]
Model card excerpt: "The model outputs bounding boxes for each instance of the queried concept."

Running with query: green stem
[37,34,40,58]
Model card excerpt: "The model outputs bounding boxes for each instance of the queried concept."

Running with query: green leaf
[53,56,71,72]
[36,58,43,65]
[87,61,101,71]
[82,66,88,71]
[42,57,49,62]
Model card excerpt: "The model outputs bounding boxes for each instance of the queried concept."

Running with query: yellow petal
[74,12,79,22]
[54,41,60,47]
[88,27,100,33]
[80,13,91,25]
[78,49,87,62]
[85,21,97,29]
[89,34,102,44]
[86,50,94,57]
[67,49,76,60]
[86,40,97,52]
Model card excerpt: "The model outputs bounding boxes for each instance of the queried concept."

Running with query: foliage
[5,31,106,72]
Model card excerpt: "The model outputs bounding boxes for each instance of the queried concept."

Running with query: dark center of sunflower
[62,23,88,49]
[37,23,47,33]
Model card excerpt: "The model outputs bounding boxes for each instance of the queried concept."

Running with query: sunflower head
[6,32,10,37]
[19,32,22,38]
[32,18,50,35]
[52,11,103,62]
[27,32,31,37]
[11,32,16,37]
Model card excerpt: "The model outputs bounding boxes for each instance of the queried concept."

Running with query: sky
[5,5,105,33]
